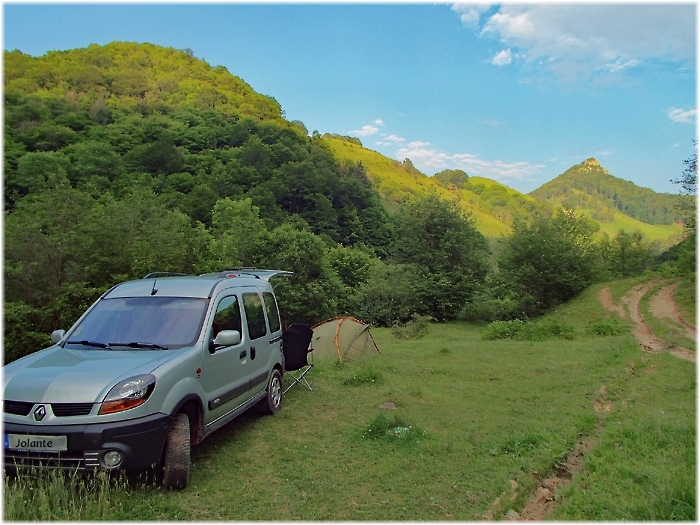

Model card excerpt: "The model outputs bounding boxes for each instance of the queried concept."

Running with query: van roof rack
[142,272,191,279]
[213,269,293,281]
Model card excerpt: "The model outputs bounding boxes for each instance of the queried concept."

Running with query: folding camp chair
[282,323,314,394]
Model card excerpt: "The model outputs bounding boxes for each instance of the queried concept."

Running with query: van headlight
[99,374,156,415]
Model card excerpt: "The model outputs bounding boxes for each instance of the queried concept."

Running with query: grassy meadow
[3,279,695,521]
[582,208,684,247]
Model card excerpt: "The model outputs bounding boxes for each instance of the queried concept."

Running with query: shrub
[522,319,575,341]
[391,314,433,339]
[481,319,526,340]
[482,319,575,341]
[586,318,624,336]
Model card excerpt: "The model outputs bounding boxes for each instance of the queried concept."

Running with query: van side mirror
[210,330,241,353]
[51,330,65,344]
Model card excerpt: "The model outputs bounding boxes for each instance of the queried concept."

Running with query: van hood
[3,346,184,404]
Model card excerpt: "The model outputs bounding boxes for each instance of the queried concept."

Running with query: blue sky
[3,3,696,194]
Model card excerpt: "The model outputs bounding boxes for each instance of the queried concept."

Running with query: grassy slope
[580,208,683,245]
[323,137,511,237]
[324,138,683,247]
[5,279,694,520]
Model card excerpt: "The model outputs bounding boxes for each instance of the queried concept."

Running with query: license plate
[5,434,67,452]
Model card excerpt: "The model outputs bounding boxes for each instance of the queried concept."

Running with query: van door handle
[240,350,247,359]
[250,346,256,359]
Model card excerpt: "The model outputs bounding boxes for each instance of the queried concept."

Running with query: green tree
[671,143,697,275]
[3,188,213,363]
[347,261,422,326]
[208,197,268,268]
[390,194,490,321]
[326,245,374,289]
[66,140,124,184]
[599,229,653,278]
[8,151,71,198]
[246,224,342,325]
[4,188,100,361]
[499,208,601,316]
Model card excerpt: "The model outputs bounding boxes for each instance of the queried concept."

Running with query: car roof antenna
[151,278,158,296]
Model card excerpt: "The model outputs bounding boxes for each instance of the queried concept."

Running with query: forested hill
[530,158,680,225]
[4,42,283,120]
[4,42,393,250]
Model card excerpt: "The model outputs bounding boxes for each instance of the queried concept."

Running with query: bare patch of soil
[518,437,595,521]
[486,436,597,521]
[649,282,696,342]
[597,287,626,319]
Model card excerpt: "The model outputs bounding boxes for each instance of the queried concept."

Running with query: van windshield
[66,297,208,350]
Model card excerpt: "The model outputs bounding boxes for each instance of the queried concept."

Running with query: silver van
[3,269,291,489]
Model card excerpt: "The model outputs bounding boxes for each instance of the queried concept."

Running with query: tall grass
[4,279,695,520]
[4,468,132,520]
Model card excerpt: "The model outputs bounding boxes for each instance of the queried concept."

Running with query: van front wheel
[162,412,190,490]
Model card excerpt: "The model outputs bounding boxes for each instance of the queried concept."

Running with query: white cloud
[603,58,642,74]
[395,142,544,182]
[348,124,379,137]
[492,49,512,66]
[667,107,697,124]
[375,134,406,147]
[483,9,534,39]
[349,119,386,137]
[460,4,696,82]
[451,4,491,29]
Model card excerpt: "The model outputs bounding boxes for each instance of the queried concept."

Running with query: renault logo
[33,405,47,421]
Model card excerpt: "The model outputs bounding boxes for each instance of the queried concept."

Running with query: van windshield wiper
[109,342,169,350]
[66,339,112,350]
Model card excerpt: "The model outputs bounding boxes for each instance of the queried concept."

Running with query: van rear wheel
[162,412,190,490]
[262,369,283,414]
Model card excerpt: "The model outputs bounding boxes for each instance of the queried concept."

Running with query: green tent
[310,317,380,362]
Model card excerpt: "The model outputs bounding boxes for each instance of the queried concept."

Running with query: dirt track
[609,279,696,363]
[495,279,696,521]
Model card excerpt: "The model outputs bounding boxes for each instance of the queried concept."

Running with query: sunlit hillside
[325,137,684,247]
[582,209,684,246]
[322,135,547,238]
[531,158,684,247]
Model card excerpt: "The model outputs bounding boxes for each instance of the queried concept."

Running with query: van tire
[262,369,283,414]
[162,413,190,490]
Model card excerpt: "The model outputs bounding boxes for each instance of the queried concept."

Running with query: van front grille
[3,401,95,417]
[51,403,94,417]
[3,400,34,416]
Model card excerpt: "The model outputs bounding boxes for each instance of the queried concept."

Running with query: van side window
[263,292,281,333]
[212,296,242,339]
[242,293,267,340]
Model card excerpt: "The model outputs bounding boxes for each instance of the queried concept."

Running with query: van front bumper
[3,412,173,473]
